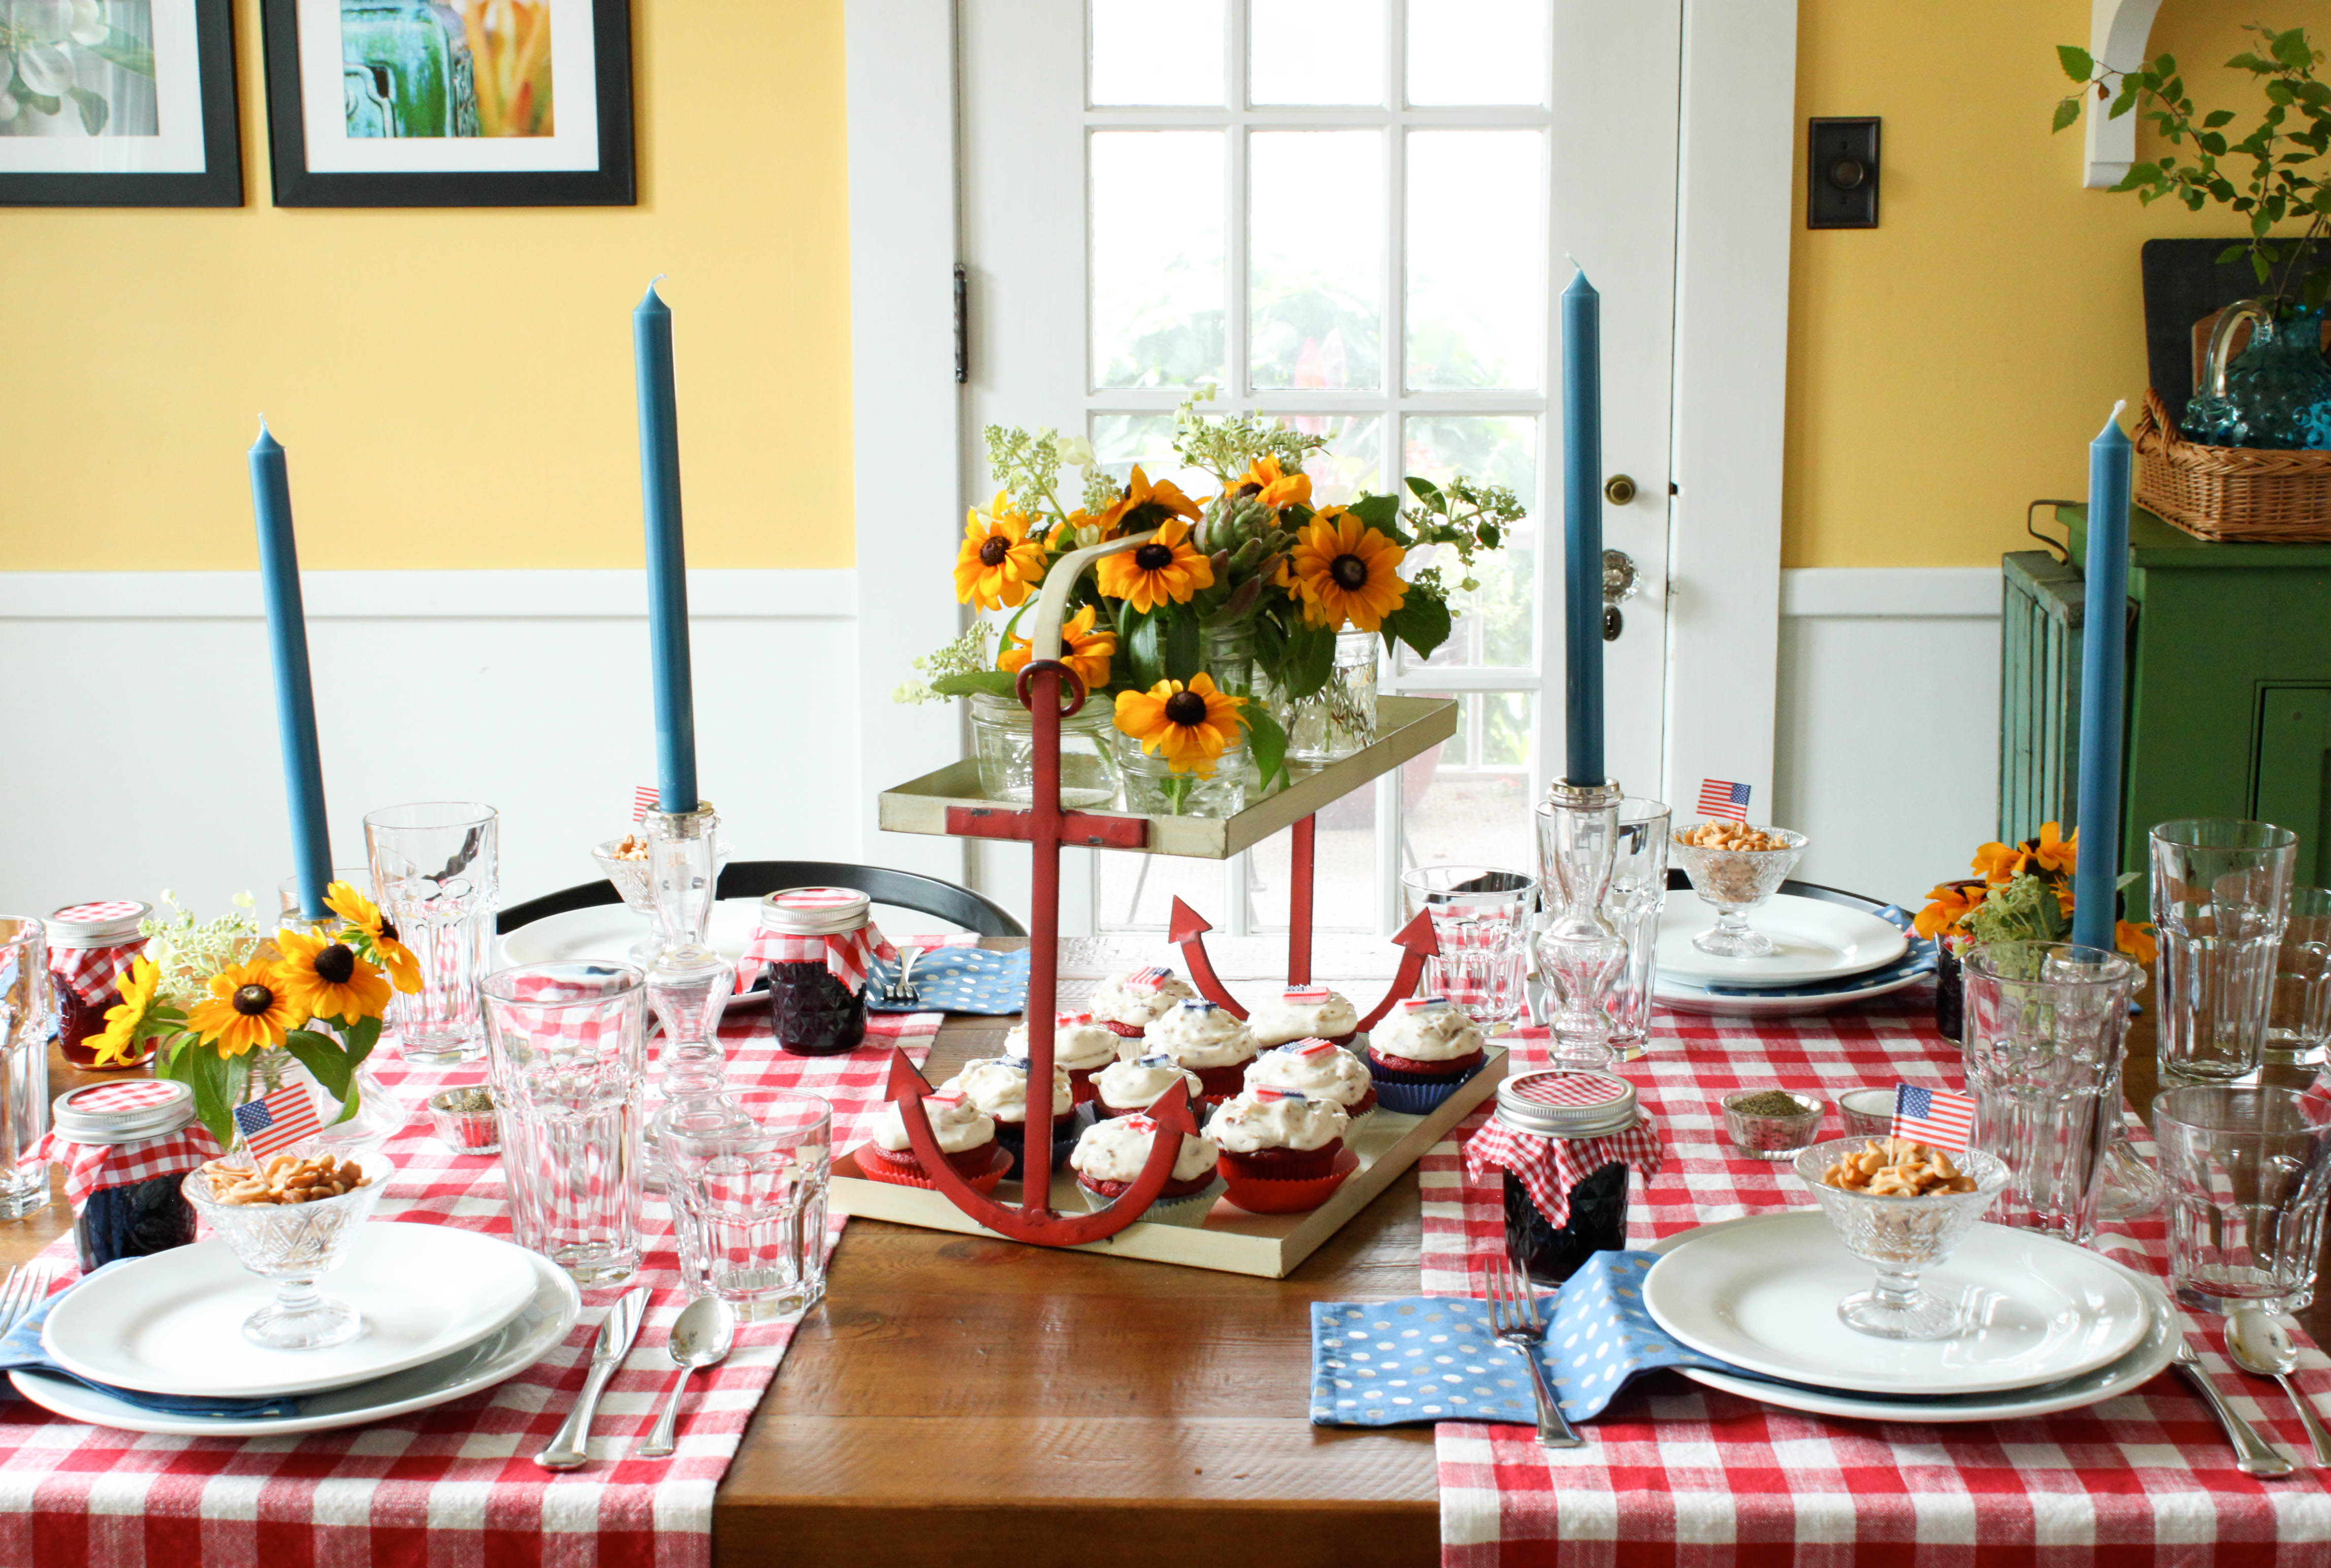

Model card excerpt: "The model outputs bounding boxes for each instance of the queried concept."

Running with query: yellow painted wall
[0,0,852,571]
[1788,0,2331,567]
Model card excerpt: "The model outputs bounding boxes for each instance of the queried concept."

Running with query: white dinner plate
[1656,895,1910,989]
[1654,964,1931,1017]
[1640,1210,2153,1396]
[500,897,771,1005]
[44,1223,543,1399]
[12,1248,581,1437]
[1648,1219,2180,1423]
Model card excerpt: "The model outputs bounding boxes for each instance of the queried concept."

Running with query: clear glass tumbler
[1403,864,1536,1028]
[1283,629,1379,763]
[2267,886,2331,1069]
[1960,942,2137,1246]
[482,961,648,1288]
[365,802,500,1065]
[659,1086,833,1321]
[2154,1084,2331,1314]
[1600,798,1670,1059]
[971,691,1122,809]
[2150,818,2297,1083]
[0,918,52,1219]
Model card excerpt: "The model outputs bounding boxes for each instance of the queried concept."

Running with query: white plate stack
[1654,893,1936,1017]
[16,1226,581,1436]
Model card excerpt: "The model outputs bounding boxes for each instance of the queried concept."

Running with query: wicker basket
[2131,387,2331,542]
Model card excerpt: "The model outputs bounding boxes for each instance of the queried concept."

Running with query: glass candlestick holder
[642,803,735,1190]
[1534,779,1627,1071]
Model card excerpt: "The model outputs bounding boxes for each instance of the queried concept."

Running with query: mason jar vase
[970,691,1122,809]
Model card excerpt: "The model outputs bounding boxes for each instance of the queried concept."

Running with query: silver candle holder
[1534,778,1627,1071]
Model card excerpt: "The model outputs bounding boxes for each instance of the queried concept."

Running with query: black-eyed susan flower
[186,960,299,1057]
[274,926,391,1027]
[85,957,162,1069]
[1113,673,1246,777]
[2116,920,2158,966]
[1096,516,1214,613]
[1913,881,1986,941]
[1000,603,1117,692]
[1096,465,1202,537]
[324,880,421,994]
[1286,506,1407,632]
[954,492,1048,611]
[1231,455,1311,512]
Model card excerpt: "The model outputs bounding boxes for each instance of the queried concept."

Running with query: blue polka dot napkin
[1310,1250,1759,1426]
[862,946,1030,1015]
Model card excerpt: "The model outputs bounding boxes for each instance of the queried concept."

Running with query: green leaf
[65,86,106,136]
[1385,588,1454,662]
[2206,109,2238,128]
[1404,475,1444,504]
[162,1044,245,1150]
[86,27,155,76]
[1241,703,1290,794]
[2052,96,2082,134]
[282,1029,355,1103]
[2057,44,2094,82]
[1123,612,1166,690]
[1279,619,1335,702]
[2108,84,2139,121]
[930,669,1019,698]
[1163,606,1201,682]
[2275,28,2315,72]
[2219,242,2252,263]
[1347,492,1401,531]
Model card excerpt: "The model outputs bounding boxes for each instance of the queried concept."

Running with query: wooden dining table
[5,986,2323,1568]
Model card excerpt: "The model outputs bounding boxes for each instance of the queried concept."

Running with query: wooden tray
[831,1045,1504,1278]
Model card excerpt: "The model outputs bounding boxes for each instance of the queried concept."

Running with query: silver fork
[885,945,928,1007]
[0,1264,54,1338]
[1485,1254,1581,1448]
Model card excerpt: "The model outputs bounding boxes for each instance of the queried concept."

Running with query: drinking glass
[483,962,648,1288]
[659,1087,833,1321]
[1401,864,1535,1027]
[2154,1084,2331,1315]
[366,802,500,1065]
[2150,819,2297,1083]
[1960,942,2137,1246]
[0,919,52,1219]
[2267,886,2331,1069]
[1599,798,1670,1059]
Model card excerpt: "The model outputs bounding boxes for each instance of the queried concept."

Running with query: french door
[957,0,1683,936]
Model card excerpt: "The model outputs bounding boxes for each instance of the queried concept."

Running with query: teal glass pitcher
[2180,299,2331,450]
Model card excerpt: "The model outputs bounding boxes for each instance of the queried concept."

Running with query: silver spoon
[2226,1305,2331,1467]
[635,1294,736,1458]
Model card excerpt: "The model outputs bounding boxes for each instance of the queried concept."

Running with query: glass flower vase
[2181,300,2331,450]
[1281,630,1379,764]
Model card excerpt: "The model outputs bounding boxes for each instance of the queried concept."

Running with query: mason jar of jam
[1493,1069,1645,1287]
[49,1079,204,1273]
[46,900,153,1070]
[758,887,875,1056]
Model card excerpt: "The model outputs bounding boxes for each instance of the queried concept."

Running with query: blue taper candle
[2072,402,2131,953]
[247,420,334,921]
[1559,267,1605,785]
[634,280,699,814]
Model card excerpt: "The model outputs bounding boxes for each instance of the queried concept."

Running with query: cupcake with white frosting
[1245,986,1360,1048]
[938,1055,1091,1178]
[1363,996,1487,1113]
[1243,1037,1377,1122]
[1069,1113,1222,1217]
[1205,1086,1350,1181]
[1087,965,1199,1039]
[1094,1052,1208,1119]
[1141,997,1262,1098]
[1004,1011,1122,1104]
[857,1092,1005,1189]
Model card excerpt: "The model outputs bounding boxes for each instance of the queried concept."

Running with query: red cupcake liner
[855,1140,1013,1194]
[1221,1138,1343,1182]
[1348,1085,1379,1119]
[1192,1060,1256,1099]
[860,1138,1006,1182]
[1219,1149,1359,1214]
[1068,1065,1103,1106]
[1366,1045,1485,1083]
[1076,1167,1219,1203]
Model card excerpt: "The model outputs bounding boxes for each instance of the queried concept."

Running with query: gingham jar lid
[52,1079,194,1144]
[1495,1070,1639,1139]
[760,886,871,936]
[45,900,149,949]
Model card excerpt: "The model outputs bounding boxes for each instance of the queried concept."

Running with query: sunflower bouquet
[1914,823,2158,965]
[906,391,1519,792]
[90,883,422,1152]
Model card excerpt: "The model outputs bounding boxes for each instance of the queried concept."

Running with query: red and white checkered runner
[1424,999,2331,1565]
[0,969,953,1567]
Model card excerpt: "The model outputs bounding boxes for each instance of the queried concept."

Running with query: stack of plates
[501,897,773,1005]
[1655,889,1936,1016]
[15,1225,580,1436]
[1639,1212,2178,1421]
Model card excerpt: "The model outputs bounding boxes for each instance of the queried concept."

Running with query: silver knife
[535,1286,651,1471]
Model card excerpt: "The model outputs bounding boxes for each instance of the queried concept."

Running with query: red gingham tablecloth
[1423,995,2331,1566]
[0,990,948,1568]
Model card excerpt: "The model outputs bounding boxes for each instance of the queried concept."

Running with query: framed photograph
[0,0,242,207]
[261,0,633,207]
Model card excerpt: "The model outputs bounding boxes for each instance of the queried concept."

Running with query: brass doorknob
[1603,474,1636,506]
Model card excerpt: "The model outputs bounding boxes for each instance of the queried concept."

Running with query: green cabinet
[2002,506,2331,918]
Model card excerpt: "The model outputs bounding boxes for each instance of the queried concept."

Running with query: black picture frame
[261,0,634,208]
[0,0,242,208]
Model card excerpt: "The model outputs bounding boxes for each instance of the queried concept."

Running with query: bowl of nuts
[1794,1137,2007,1342]
[1671,821,1806,958]
[184,1153,390,1351]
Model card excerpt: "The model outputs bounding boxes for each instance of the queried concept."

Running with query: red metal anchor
[1352,910,1441,1033]
[1168,897,1248,1017]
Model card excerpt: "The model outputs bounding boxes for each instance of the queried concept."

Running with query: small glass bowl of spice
[427,1085,501,1156]
[1837,1086,1896,1140]
[1722,1088,1825,1161]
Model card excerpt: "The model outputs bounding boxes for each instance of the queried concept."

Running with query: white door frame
[845,0,1798,863]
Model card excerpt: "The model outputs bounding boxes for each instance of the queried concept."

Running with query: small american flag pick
[1056,1011,1094,1027]
[234,1081,322,1161]
[1178,998,1218,1014]
[632,784,658,823]
[1697,778,1752,822]
[926,1091,965,1109]
[1253,1086,1305,1103]
[1283,987,1331,1004]
[1124,1115,1159,1136]
[1291,1038,1339,1059]
[1892,1084,1976,1153]
[1402,996,1449,1013]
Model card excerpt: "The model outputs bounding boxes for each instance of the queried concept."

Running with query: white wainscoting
[1771,566,2002,910]
[0,570,859,922]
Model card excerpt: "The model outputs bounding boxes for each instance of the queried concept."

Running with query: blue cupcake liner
[1074,1175,1224,1227]
[995,1102,1096,1179]
[1365,1055,1486,1116]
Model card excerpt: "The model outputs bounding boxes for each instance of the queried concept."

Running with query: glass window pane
[1481,691,1531,769]
[1091,0,1226,106]
[1096,851,1225,930]
[1250,130,1384,391]
[1250,0,1386,106]
[1246,796,1377,933]
[1406,0,1549,107]
[1402,698,1534,875]
[1092,131,1226,389]
[1405,129,1542,391]
[1398,415,1537,671]
[1089,412,1219,503]
[1280,413,1383,503]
